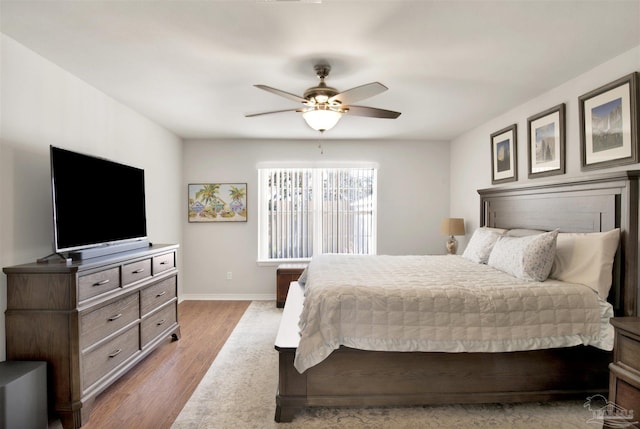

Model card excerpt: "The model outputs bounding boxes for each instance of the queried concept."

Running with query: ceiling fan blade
[254,85,307,104]
[346,105,401,119]
[329,82,388,105]
[245,108,304,117]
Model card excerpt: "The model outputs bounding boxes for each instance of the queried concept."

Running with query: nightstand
[609,317,640,428]
[276,263,307,308]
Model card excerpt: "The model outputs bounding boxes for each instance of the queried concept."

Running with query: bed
[273,171,640,422]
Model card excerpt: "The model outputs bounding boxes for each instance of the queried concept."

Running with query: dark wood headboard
[478,170,639,317]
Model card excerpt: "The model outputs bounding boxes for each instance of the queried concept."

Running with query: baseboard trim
[178,293,275,302]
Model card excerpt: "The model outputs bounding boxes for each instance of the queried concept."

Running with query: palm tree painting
[188,183,247,222]
[228,185,247,216]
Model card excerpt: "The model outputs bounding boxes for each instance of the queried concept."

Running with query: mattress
[294,254,614,373]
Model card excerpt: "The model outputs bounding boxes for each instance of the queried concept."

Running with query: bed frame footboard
[275,349,306,422]
[275,343,610,422]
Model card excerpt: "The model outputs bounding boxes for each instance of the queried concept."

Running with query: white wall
[450,45,640,248]
[0,35,183,361]
[181,138,450,299]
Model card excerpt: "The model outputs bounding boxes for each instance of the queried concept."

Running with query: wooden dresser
[609,317,640,428]
[3,244,180,429]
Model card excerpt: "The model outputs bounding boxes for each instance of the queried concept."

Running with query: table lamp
[440,218,465,254]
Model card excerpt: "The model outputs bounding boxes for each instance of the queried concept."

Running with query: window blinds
[262,167,376,260]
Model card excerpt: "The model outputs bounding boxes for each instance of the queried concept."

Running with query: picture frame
[188,183,247,223]
[527,103,565,178]
[580,72,639,171]
[491,124,517,184]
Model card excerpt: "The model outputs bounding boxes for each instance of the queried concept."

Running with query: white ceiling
[1,0,639,141]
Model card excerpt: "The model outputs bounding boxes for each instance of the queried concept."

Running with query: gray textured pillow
[462,227,503,264]
[487,229,559,281]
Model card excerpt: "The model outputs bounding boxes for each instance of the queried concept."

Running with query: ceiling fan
[246,64,401,132]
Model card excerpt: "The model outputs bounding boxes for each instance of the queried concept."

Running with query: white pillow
[549,229,620,299]
[487,229,559,281]
[462,227,504,264]
[483,227,508,235]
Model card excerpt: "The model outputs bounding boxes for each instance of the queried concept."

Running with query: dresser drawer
[140,276,177,317]
[618,334,640,372]
[141,303,177,348]
[122,259,151,286]
[153,252,175,275]
[80,293,140,349]
[79,267,121,301]
[611,376,640,427]
[82,325,139,391]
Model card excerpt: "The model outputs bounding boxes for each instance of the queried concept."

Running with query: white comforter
[294,254,614,373]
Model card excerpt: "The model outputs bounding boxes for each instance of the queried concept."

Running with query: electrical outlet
[226,271,233,280]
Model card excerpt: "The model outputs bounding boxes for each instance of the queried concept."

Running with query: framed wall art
[580,72,639,171]
[188,183,247,223]
[527,103,565,178]
[491,124,517,184]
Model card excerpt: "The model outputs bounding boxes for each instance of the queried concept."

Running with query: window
[258,167,377,261]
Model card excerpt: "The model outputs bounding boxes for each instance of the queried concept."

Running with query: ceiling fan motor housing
[303,83,340,106]
[304,64,341,107]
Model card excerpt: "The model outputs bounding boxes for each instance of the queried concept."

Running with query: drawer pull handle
[157,319,167,326]
[93,279,110,287]
[108,349,122,358]
[160,261,168,265]
[156,291,167,297]
[132,268,145,274]
[108,313,123,321]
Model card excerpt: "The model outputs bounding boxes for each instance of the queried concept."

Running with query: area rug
[172,301,604,429]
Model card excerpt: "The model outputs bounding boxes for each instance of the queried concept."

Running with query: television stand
[3,243,180,429]
[68,239,150,260]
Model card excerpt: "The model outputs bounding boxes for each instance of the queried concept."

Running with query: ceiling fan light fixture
[302,107,343,132]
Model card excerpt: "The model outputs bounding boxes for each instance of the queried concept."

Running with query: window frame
[257,165,377,264]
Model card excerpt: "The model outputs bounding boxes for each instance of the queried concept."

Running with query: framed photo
[527,103,565,178]
[580,72,639,171]
[491,124,517,184]
[188,183,247,223]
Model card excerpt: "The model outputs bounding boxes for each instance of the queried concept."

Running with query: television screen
[50,146,147,253]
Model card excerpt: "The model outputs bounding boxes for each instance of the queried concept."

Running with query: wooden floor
[49,300,251,429]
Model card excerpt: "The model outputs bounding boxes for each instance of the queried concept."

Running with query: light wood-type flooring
[49,300,251,429]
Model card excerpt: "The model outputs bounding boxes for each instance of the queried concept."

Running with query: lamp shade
[302,108,343,132]
[440,218,465,236]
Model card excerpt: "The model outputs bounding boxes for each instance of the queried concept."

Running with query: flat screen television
[50,146,148,258]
